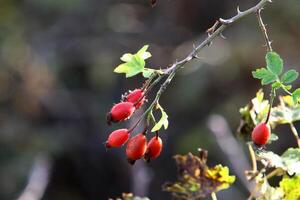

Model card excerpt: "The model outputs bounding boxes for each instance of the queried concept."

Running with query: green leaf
[114,55,145,78]
[272,82,281,90]
[137,45,152,60]
[272,97,300,124]
[114,45,151,78]
[267,133,279,144]
[142,68,155,78]
[262,74,277,85]
[284,85,292,91]
[292,88,300,105]
[281,148,300,175]
[281,70,299,84]
[151,103,169,132]
[252,68,277,85]
[266,52,283,75]
[280,175,300,200]
[120,53,133,62]
[258,148,300,176]
[252,68,271,79]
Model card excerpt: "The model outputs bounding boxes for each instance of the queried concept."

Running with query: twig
[266,168,283,179]
[164,0,271,75]
[265,88,276,124]
[211,192,217,200]
[248,144,257,172]
[289,123,300,148]
[256,9,273,52]
[17,155,51,200]
[247,184,259,200]
[132,0,273,130]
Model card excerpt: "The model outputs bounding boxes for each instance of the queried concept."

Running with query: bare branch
[256,9,273,52]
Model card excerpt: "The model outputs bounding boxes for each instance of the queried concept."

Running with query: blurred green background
[0,0,299,199]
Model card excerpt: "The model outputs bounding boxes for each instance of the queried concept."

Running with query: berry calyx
[251,123,271,146]
[126,133,147,165]
[144,136,162,162]
[107,102,135,124]
[124,89,145,109]
[106,129,130,148]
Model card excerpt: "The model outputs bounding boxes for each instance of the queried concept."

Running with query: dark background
[0,0,300,199]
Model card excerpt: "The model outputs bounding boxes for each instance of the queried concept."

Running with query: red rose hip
[144,136,162,162]
[251,123,270,146]
[126,133,147,165]
[124,89,145,109]
[106,129,130,148]
[107,102,135,124]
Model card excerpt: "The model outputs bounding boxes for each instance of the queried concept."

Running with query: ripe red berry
[251,123,270,146]
[124,89,145,109]
[144,136,162,162]
[126,133,147,165]
[106,129,130,148]
[107,102,135,124]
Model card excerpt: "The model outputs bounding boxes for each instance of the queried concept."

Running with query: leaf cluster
[163,149,235,200]
[252,52,300,104]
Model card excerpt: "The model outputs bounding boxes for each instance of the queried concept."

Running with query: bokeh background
[0,0,300,199]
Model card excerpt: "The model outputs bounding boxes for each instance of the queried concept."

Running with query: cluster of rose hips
[106,88,163,165]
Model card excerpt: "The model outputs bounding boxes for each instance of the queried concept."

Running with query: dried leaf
[163,149,235,199]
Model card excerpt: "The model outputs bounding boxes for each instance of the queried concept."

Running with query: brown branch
[256,9,273,52]
[131,0,273,130]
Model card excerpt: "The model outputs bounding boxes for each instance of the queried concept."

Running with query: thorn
[207,38,212,46]
[193,43,197,51]
[192,54,201,60]
[220,33,227,39]
[237,6,242,14]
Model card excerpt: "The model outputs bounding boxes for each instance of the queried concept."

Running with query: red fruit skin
[251,123,270,146]
[106,129,130,148]
[126,134,147,164]
[125,89,145,109]
[145,136,162,162]
[108,102,135,123]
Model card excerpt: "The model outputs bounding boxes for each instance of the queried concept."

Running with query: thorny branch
[131,0,273,129]
[256,9,273,52]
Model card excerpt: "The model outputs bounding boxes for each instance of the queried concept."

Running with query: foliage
[257,148,300,176]
[252,51,300,104]
[114,45,162,78]
[107,2,300,199]
[163,149,235,200]
[151,103,169,132]
[272,95,300,124]
[279,175,300,200]
[237,89,269,139]
[257,178,284,200]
